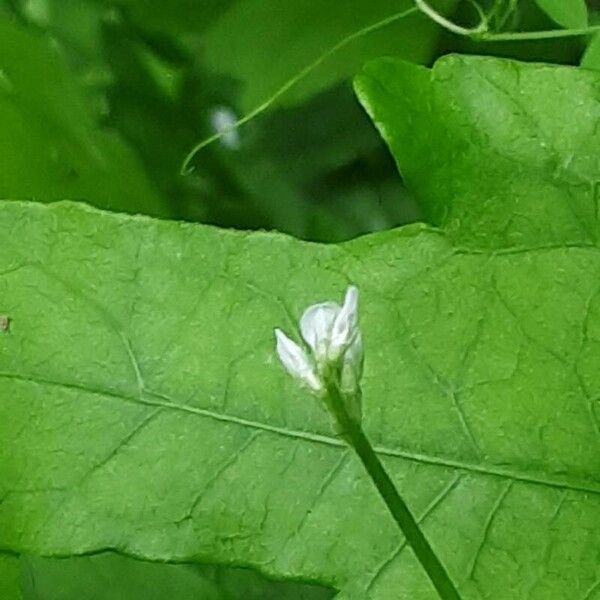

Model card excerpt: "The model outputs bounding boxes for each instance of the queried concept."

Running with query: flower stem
[476,26,600,42]
[325,382,462,600]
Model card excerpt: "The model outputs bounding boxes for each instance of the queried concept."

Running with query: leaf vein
[365,473,463,592]
[467,480,514,580]
[1,372,598,495]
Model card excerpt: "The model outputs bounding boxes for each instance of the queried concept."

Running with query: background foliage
[1,0,594,241]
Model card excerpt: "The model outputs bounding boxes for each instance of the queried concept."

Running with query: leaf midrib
[2,371,597,495]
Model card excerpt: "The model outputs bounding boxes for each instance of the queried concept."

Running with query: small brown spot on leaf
[0,315,10,333]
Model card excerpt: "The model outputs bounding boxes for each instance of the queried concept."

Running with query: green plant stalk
[415,0,600,42]
[477,26,600,41]
[324,380,462,600]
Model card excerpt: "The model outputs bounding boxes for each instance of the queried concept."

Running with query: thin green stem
[180,6,418,173]
[415,0,600,43]
[477,25,600,42]
[325,382,462,600]
[494,0,519,32]
[414,0,487,36]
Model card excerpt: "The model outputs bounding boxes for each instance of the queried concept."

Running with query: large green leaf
[0,555,21,600]
[355,55,600,250]
[0,19,168,217]
[200,0,456,110]
[1,56,600,599]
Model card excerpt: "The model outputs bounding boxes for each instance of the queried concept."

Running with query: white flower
[274,286,363,396]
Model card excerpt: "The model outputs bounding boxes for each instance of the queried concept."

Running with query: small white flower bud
[274,286,363,411]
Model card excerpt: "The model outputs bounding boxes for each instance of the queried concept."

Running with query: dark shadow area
[19,553,337,600]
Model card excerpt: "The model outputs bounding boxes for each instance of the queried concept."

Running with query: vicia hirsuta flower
[274,286,456,595]
[274,286,363,414]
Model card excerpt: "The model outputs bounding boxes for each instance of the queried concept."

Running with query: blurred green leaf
[0,18,169,216]
[23,0,106,70]
[200,0,456,111]
[534,0,588,28]
[101,0,236,35]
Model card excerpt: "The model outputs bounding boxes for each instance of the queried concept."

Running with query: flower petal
[329,286,359,359]
[346,332,364,376]
[275,328,310,377]
[299,301,339,359]
[274,329,322,393]
[340,332,364,393]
